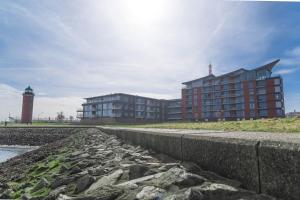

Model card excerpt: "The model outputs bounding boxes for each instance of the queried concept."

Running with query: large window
[276,101,282,108]
[274,78,281,85]
[275,86,281,93]
[259,109,268,117]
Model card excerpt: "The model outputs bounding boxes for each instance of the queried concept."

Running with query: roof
[25,86,33,91]
[182,59,280,85]
[84,93,165,101]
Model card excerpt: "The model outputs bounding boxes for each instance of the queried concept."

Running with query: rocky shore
[0,128,276,200]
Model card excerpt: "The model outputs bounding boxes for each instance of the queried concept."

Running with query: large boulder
[153,167,206,189]
[85,169,123,194]
[128,164,149,180]
[75,175,95,194]
[31,178,50,192]
[135,186,165,200]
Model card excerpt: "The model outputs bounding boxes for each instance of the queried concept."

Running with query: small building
[286,110,300,118]
[181,59,285,121]
[21,86,34,124]
[81,93,167,124]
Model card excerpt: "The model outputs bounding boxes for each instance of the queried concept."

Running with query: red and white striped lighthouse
[21,86,34,124]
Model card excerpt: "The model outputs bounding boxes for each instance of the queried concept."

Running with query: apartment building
[80,59,285,123]
[181,59,285,121]
[81,93,167,123]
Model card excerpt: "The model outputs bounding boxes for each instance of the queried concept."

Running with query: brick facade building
[21,86,34,123]
[181,59,284,121]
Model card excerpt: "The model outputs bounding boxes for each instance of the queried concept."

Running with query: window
[250,103,255,109]
[250,110,255,117]
[276,109,283,116]
[275,94,281,100]
[275,86,281,93]
[258,95,266,102]
[259,110,268,117]
[258,102,267,109]
[276,101,282,108]
[248,82,254,89]
[250,95,254,102]
[274,79,281,85]
[249,88,254,95]
[257,88,266,95]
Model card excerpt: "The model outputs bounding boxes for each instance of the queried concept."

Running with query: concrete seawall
[0,127,87,146]
[99,127,300,200]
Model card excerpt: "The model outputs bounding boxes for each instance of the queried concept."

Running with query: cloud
[274,69,297,75]
[0,0,282,119]
[274,46,300,75]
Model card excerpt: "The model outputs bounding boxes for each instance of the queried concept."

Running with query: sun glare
[121,0,168,26]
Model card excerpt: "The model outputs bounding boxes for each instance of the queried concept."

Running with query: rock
[0,182,8,189]
[197,170,242,188]
[57,194,73,200]
[175,172,206,187]
[158,163,180,171]
[51,176,75,189]
[128,164,149,180]
[135,186,165,200]
[59,165,69,174]
[20,194,31,200]
[143,168,160,176]
[117,173,163,188]
[198,182,238,193]
[19,182,32,189]
[88,166,105,176]
[77,160,96,169]
[46,186,67,200]
[75,174,95,194]
[0,189,13,199]
[31,177,50,192]
[70,151,83,157]
[85,169,123,194]
[74,185,123,200]
[153,167,204,189]
[69,166,82,175]
[181,162,202,173]
[184,188,204,200]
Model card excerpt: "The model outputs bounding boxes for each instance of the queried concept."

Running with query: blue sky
[0,0,300,120]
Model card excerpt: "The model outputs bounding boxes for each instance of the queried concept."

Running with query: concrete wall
[0,127,87,146]
[99,127,300,200]
[182,135,260,192]
[259,141,300,200]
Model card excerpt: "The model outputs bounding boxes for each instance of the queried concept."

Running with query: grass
[112,117,300,133]
[0,122,94,127]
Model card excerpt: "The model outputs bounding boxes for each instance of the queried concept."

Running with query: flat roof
[84,93,166,101]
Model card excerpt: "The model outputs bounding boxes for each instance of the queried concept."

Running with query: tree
[56,111,65,121]
[69,116,74,122]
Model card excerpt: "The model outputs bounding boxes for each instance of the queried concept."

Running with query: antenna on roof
[209,63,213,75]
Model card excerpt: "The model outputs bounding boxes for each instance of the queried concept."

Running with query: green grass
[0,122,94,127]
[112,117,300,133]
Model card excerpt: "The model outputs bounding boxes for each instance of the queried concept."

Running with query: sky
[0,0,300,121]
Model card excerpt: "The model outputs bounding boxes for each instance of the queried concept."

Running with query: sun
[120,0,168,26]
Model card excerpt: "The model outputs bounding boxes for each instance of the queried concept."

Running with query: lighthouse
[21,86,34,124]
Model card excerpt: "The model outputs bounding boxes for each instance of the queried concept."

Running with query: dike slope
[0,128,276,200]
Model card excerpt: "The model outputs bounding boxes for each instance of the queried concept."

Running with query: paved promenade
[102,127,300,143]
